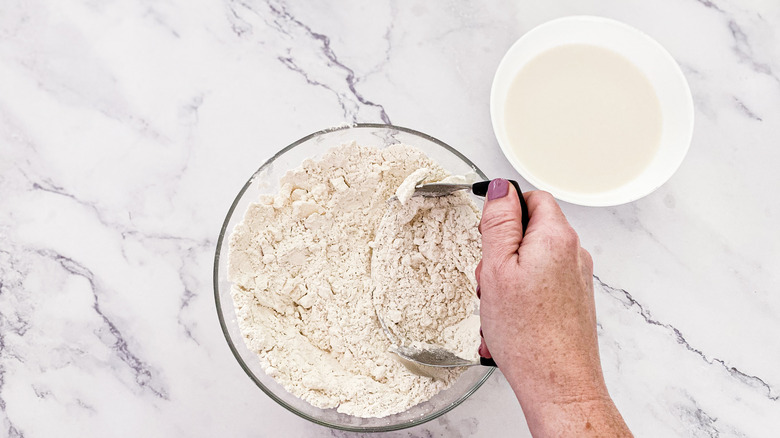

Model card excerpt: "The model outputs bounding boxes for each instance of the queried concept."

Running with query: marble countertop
[1,0,778,436]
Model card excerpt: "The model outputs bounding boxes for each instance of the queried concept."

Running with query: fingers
[479,330,492,359]
[479,179,526,262]
[579,248,593,272]
[475,261,490,357]
[579,248,594,282]
[478,187,576,363]
[523,190,568,230]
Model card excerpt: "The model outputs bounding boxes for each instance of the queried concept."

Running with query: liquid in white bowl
[503,44,663,194]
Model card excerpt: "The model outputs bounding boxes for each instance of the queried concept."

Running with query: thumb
[479,179,525,261]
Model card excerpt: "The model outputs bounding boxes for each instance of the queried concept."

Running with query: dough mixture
[228,142,481,418]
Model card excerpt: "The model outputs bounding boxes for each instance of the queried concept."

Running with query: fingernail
[487,178,509,200]
[476,285,481,299]
[479,327,483,337]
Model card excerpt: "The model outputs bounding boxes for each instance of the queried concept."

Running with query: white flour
[228,142,481,418]
[372,185,482,358]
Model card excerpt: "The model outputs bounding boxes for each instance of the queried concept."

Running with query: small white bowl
[491,16,694,207]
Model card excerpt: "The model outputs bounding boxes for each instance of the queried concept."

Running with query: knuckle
[536,190,556,204]
[558,226,580,250]
[529,190,557,208]
[480,211,517,233]
[482,255,508,280]
[580,248,593,269]
[485,260,506,284]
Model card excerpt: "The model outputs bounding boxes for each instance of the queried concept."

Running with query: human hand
[476,179,631,437]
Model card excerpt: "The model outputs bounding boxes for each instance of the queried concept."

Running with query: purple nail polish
[480,327,483,337]
[476,285,481,299]
[487,178,509,200]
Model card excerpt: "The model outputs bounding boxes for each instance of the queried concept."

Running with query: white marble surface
[1,0,778,436]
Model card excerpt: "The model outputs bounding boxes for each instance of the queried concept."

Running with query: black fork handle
[471,180,530,236]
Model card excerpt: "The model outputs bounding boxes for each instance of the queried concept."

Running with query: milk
[503,44,663,194]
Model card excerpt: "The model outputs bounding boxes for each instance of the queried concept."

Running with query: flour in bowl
[228,142,481,418]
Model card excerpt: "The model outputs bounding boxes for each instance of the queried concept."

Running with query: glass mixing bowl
[213,124,493,432]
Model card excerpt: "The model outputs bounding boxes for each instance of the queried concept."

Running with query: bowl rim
[213,123,494,432]
[490,15,695,207]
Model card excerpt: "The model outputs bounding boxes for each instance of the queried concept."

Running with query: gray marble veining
[1,0,779,436]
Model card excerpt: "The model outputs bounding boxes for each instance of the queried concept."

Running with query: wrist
[499,364,630,436]
[500,355,610,408]
[523,396,632,437]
